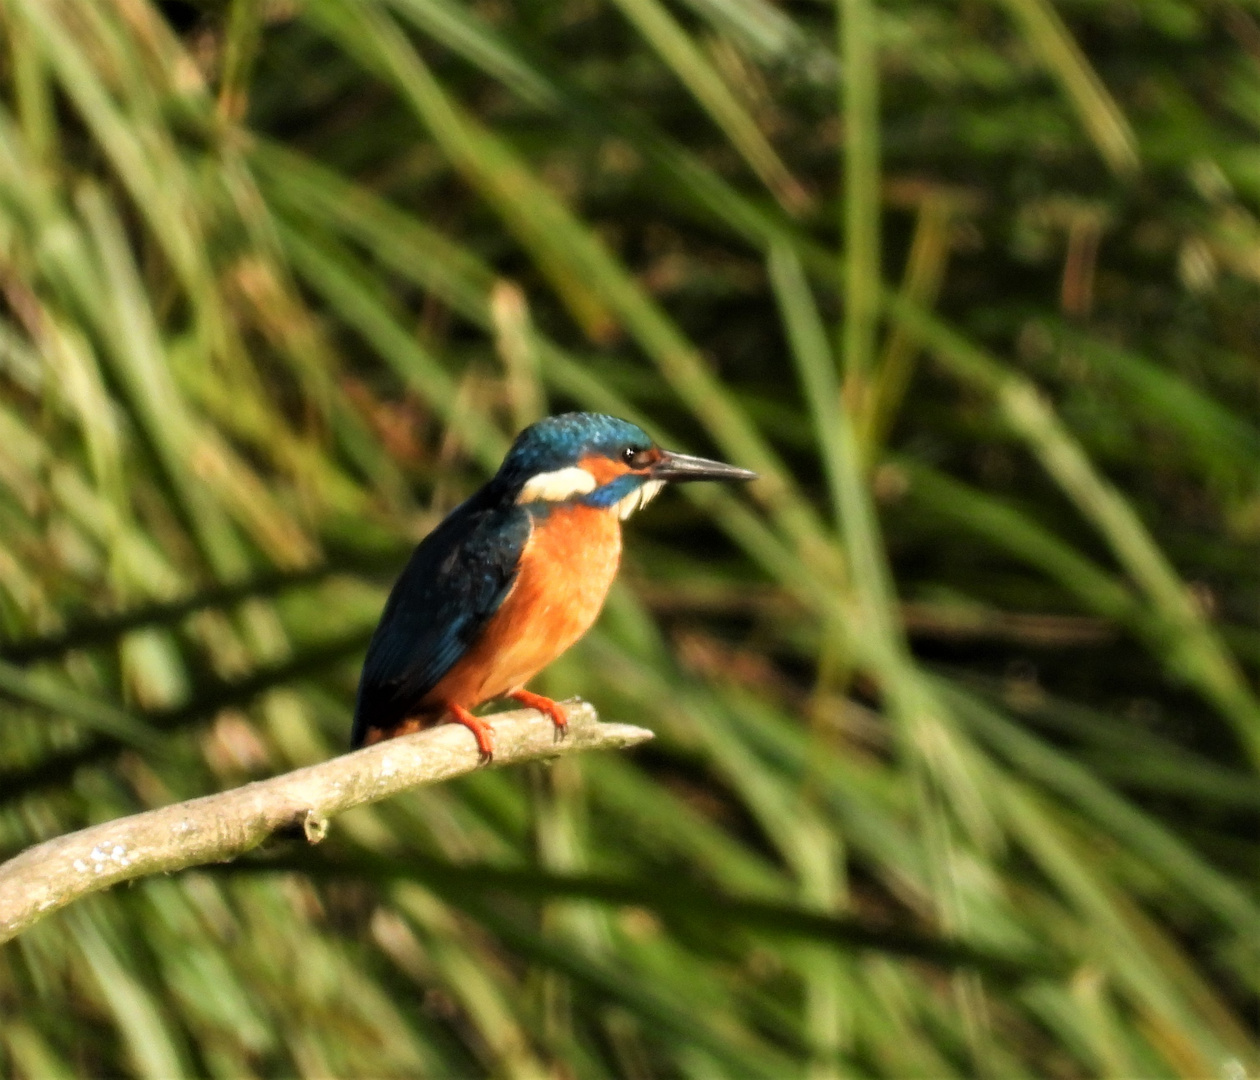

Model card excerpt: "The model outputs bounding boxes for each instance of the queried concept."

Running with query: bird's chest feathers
[459,505,621,700]
[520,503,623,621]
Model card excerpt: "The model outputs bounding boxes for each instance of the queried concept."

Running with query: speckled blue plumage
[491,413,652,494]
[350,413,651,747]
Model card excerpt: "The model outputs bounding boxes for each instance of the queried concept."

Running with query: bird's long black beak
[651,450,758,484]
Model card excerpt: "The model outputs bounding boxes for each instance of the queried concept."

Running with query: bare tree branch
[0,702,651,944]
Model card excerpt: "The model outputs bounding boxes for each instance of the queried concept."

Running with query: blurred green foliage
[0,0,1258,1075]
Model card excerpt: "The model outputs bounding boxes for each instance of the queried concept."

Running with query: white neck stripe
[614,478,665,520]
[517,466,598,504]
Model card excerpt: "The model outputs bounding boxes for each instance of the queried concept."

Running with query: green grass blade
[838,0,881,401]
[607,0,811,213]
[992,0,1139,177]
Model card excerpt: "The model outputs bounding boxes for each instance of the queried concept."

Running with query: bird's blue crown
[495,413,651,487]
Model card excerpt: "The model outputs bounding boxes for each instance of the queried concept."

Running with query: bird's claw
[446,701,495,763]
[510,690,569,741]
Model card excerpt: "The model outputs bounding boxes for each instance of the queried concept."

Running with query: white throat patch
[517,466,597,504]
[613,479,665,520]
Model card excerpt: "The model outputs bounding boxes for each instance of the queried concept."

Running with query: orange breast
[426,504,622,709]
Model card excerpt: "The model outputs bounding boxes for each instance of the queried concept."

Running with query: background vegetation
[0,0,1258,1075]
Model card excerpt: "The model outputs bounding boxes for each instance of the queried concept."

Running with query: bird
[351,412,757,757]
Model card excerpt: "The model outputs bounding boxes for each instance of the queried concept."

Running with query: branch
[0,702,651,944]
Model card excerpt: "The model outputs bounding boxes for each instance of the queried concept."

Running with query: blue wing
[351,493,532,746]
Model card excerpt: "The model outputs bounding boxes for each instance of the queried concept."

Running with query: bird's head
[495,412,757,520]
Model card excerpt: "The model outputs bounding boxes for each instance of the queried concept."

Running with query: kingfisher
[351,412,757,756]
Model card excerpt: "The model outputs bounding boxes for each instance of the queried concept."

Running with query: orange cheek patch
[579,454,632,485]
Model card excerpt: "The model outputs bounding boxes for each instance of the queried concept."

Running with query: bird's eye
[622,447,652,469]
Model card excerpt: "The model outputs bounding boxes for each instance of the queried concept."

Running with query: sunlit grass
[0,0,1258,1075]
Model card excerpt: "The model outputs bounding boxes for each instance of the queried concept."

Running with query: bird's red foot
[445,701,495,762]
[510,690,569,739]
